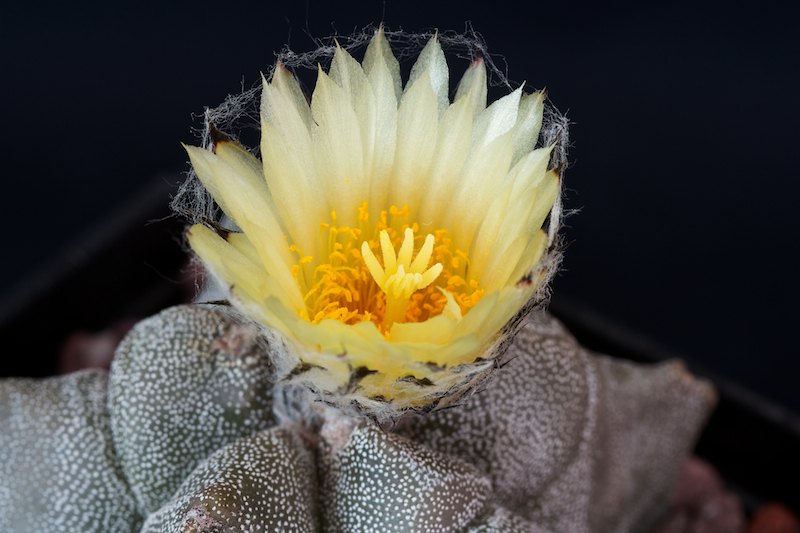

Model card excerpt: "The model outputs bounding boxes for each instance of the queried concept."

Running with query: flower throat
[290,203,485,336]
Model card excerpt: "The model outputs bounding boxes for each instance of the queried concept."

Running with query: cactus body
[141,427,318,532]
[108,305,279,515]
[1,305,716,532]
[397,312,715,532]
[320,424,492,533]
[464,506,552,533]
[0,370,141,533]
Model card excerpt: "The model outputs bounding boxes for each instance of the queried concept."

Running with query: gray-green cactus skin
[464,506,553,533]
[395,312,716,533]
[0,370,142,533]
[0,305,716,533]
[140,427,318,532]
[108,305,279,515]
[320,425,492,532]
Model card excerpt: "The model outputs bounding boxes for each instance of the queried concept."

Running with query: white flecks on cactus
[464,506,553,533]
[320,424,492,533]
[140,427,318,533]
[397,310,588,500]
[396,312,716,533]
[0,370,142,533]
[0,305,717,532]
[108,305,279,515]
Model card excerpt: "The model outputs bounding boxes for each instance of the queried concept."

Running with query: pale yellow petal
[268,64,314,131]
[511,91,545,167]
[468,181,515,282]
[452,289,499,341]
[440,129,515,253]
[329,43,369,106]
[183,142,232,218]
[438,88,523,249]
[508,229,548,286]
[454,58,487,118]
[362,26,402,104]
[481,233,529,292]
[330,44,380,212]
[471,86,523,150]
[259,121,328,250]
[390,311,457,345]
[470,146,552,283]
[261,75,328,247]
[504,145,553,195]
[364,43,399,215]
[226,232,261,267]
[391,290,460,344]
[311,68,365,228]
[406,33,449,115]
[214,141,285,235]
[188,224,266,301]
[472,285,534,345]
[184,145,302,307]
[415,93,473,229]
[389,335,480,368]
[480,170,558,291]
[390,69,438,217]
[284,317,409,380]
[187,224,300,322]
[527,169,561,234]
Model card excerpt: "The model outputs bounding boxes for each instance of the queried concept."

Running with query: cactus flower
[184,28,562,416]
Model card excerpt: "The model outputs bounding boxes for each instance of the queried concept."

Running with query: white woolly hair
[173,25,570,423]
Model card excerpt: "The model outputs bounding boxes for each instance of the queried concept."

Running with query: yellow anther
[389,205,409,218]
[448,276,466,288]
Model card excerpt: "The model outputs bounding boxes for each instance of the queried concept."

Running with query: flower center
[361,228,443,329]
[291,203,485,337]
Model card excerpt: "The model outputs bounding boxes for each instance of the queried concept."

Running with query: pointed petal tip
[275,63,292,76]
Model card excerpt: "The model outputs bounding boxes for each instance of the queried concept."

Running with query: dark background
[2,1,798,411]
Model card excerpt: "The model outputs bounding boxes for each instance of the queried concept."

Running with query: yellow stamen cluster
[362,228,443,329]
[291,203,485,336]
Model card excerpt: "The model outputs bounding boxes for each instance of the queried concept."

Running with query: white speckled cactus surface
[1,27,716,533]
